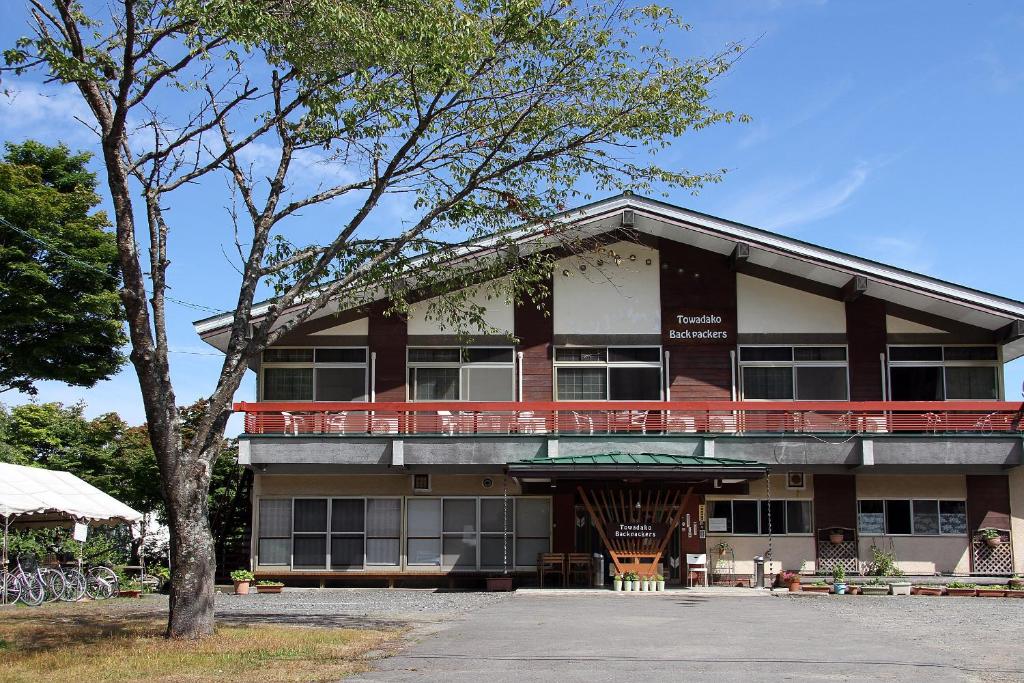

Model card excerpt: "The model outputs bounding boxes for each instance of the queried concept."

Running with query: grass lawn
[0,599,403,682]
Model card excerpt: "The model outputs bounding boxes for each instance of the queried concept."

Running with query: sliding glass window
[554,346,662,400]
[887,346,999,401]
[260,347,368,401]
[739,346,848,400]
[407,347,514,401]
[284,497,401,570]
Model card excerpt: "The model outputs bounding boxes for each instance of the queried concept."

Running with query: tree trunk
[166,465,216,639]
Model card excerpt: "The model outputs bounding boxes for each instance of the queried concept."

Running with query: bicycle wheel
[39,568,66,602]
[62,568,87,601]
[18,574,45,606]
[86,567,118,600]
[1,572,22,605]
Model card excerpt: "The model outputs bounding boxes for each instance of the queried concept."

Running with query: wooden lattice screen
[577,485,693,577]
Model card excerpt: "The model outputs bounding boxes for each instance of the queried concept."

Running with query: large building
[196,194,1024,586]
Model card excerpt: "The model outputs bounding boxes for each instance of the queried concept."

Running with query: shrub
[230,569,254,582]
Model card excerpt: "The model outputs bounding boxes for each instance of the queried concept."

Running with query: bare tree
[4,0,745,638]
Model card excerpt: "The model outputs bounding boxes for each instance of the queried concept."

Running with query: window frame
[705,498,814,536]
[856,498,969,536]
[259,346,369,402]
[552,345,664,401]
[406,346,515,402]
[886,345,1001,401]
[256,497,292,567]
[738,345,850,401]
[287,496,403,571]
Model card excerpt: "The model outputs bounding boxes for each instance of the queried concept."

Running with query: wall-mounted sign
[663,309,732,345]
[708,518,729,532]
[612,522,668,540]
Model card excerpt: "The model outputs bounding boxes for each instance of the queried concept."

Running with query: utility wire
[0,214,224,313]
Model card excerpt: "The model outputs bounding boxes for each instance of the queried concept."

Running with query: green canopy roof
[507,453,767,479]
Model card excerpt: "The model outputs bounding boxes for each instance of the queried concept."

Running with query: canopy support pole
[1,514,10,604]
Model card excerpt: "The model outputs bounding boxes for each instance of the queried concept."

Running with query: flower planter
[846,585,861,595]
[946,588,978,597]
[860,585,890,596]
[1005,589,1024,598]
[613,579,623,592]
[976,588,1007,598]
[984,537,1002,548]
[656,580,665,592]
[257,584,283,594]
[914,586,943,596]
[829,533,844,545]
[624,581,635,592]
[485,577,513,592]
[787,581,802,592]
[833,582,847,595]
[233,580,250,595]
[119,589,142,598]
[889,582,912,596]
[802,585,831,593]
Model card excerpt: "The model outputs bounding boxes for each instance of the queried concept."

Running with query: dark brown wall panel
[368,303,408,401]
[551,492,575,553]
[814,474,857,530]
[515,279,554,401]
[659,239,736,400]
[845,296,887,401]
[966,475,1011,532]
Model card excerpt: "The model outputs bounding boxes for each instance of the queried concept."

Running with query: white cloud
[728,161,871,231]
[737,77,853,150]
[0,82,97,145]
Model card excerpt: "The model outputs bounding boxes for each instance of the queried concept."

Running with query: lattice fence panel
[816,540,859,574]
[972,530,1013,574]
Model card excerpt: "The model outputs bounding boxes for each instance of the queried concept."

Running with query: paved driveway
[354,591,1024,682]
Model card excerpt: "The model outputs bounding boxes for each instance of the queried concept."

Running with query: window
[407,347,514,401]
[258,499,291,565]
[280,497,401,570]
[405,497,550,569]
[739,346,848,400]
[708,499,812,535]
[858,499,967,535]
[261,347,368,401]
[887,346,999,401]
[554,346,662,400]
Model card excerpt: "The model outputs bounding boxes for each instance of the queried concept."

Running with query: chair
[571,411,594,434]
[685,553,708,587]
[437,410,459,435]
[567,553,593,587]
[517,411,548,434]
[537,553,566,587]
[280,411,311,436]
[324,411,348,434]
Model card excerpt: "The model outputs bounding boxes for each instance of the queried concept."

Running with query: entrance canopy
[0,462,143,527]
[507,452,767,481]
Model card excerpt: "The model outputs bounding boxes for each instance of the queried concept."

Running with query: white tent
[0,462,143,526]
[0,462,143,572]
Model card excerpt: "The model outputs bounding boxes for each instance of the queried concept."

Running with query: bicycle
[2,557,45,606]
[85,565,119,600]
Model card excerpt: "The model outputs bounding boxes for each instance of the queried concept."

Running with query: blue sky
[1,0,1022,433]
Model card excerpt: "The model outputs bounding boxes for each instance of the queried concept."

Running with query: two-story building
[195,194,1024,586]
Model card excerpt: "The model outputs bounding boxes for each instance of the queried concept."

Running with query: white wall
[736,274,846,334]
[407,279,514,336]
[553,241,660,335]
[309,317,369,335]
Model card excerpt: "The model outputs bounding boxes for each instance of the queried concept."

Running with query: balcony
[235,401,1024,437]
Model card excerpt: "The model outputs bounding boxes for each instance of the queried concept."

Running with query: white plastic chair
[685,553,708,587]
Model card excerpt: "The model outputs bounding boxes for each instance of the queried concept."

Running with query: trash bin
[592,553,604,587]
[753,555,766,589]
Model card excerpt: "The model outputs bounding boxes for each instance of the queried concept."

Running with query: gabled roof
[194,193,1024,356]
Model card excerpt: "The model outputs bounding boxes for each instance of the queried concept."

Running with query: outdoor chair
[571,411,595,434]
[685,553,708,587]
[324,411,348,434]
[280,411,312,436]
[437,410,460,435]
[567,553,593,587]
[536,553,567,587]
[516,411,548,434]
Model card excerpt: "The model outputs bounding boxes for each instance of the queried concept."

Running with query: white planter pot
[613,580,622,592]
[889,582,912,596]
[657,581,665,591]
[625,581,634,592]
[641,580,650,591]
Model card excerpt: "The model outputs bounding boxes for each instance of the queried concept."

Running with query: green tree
[5,0,745,638]
[0,140,126,395]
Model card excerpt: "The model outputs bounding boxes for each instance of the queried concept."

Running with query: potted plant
[486,574,514,591]
[642,575,652,592]
[257,580,284,594]
[945,581,978,597]
[655,574,665,592]
[1006,577,1024,598]
[231,569,254,595]
[860,578,889,596]
[913,585,943,596]
[613,573,623,592]
[802,581,831,594]
[781,570,802,592]
[889,580,912,596]
[976,584,1008,598]
[829,529,845,545]
[119,577,142,598]
[979,528,1002,548]
[624,572,636,592]
[832,565,847,595]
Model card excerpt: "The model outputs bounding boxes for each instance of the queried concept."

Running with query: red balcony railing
[235,401,1024,436]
